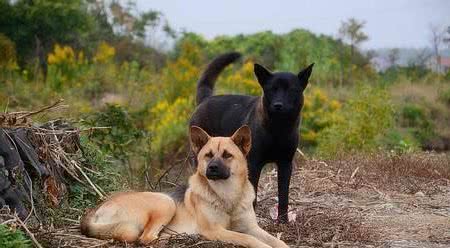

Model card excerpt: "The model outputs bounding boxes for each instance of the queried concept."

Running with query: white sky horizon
[137,0,450,50]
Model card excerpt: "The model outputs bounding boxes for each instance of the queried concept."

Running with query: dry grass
[389,82,441,104]
[318,152,450,195]
[390,81,450,139]
[258,206,374,247]
[3,151,450,248]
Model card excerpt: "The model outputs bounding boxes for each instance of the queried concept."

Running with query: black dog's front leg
[248,162,263,208]
[277,161,292,223]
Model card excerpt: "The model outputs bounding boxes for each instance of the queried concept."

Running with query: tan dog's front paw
[138,235,158,245]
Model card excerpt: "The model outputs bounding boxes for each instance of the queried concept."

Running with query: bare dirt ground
[256,152,450,248]
[33,152,450,248]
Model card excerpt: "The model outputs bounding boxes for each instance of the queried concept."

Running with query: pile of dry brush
[0,100,107,247]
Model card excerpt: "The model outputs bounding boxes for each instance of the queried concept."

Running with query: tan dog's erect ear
[231,125,252,156]
[190,126,211,154]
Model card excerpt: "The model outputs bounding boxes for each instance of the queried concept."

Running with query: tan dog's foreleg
[201,227,272,248]
[233,208,289,248]
[244,225,289,248]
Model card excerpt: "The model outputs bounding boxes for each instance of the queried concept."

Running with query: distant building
[440,57,450,73]
[427,56,450,74]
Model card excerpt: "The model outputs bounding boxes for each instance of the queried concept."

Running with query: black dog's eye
[222,150,233,159]
[205,151,214,158]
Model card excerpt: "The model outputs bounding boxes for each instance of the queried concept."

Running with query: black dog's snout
[273,102,283,110]
[205,159,230,180]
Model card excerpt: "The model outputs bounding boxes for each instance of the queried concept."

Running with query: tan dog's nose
[206,159,230,180]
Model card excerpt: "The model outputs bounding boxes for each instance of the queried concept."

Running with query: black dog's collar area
[205,158,230,180]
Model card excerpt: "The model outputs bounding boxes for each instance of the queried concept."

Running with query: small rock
[415,191,425,197]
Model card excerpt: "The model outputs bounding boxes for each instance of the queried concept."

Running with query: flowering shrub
[47,44,85,90]
[148,97,193,160]
[0,34,18,71]
[218,61,261,96]
[93,42,116,63]
[301,89,341,147]
[146,42,201,160]
[317,85,394,157]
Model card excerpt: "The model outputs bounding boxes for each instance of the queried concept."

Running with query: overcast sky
[137,0,450,49]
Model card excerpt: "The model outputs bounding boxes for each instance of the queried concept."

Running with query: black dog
[189,52,313,223]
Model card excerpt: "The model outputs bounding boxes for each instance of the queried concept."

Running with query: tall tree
[338,18,368,61]
[429,24,444,72]
[388,48,400,68]
[443,26,450,50]
[337,18,368,84]
[0,0,93,78]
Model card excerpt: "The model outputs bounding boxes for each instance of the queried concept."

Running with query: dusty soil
[33,152,450,248]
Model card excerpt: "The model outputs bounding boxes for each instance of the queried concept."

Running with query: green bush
[401,104,428,127]
[0,225,31,248]
[398,103,435,144]
[69,135,128,209]
[300,88,341,149]
[317,85,394,157]
[381,128,420,153]
[81,104,149,163]
[439,88,450,106]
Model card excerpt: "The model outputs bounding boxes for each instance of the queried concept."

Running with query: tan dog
[80,126,289,248]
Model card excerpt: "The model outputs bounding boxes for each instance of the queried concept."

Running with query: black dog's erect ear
[231,125,252,156]
[298,63,314,89]
[190,126,211,154]
[254,63,272,86]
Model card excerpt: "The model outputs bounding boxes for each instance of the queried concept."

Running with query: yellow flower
[93,42,116,63]
[47,44,76,65]
[330,100,341,110]
[77,51,86,64]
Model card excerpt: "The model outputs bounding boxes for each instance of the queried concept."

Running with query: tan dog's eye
[205,151,214,159]
[222,150,233,159]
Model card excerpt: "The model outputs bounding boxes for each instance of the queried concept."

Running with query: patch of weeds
[382,128,420,153]
[398,103,435,144]
[68,135,128,210]
[0,224,31,248]
[438,88,450,106]
[317,85,394,157]
[80,104,149,163]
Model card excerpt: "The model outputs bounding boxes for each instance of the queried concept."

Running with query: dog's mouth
[270,105,292,114]
[206,173,230,180]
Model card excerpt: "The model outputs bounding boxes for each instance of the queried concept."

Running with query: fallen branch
[17,99,65,120]
[73,162,105,199]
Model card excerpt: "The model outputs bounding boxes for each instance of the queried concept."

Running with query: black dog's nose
[273,102,283,110]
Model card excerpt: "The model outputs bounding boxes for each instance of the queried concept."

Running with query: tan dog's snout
[205,158,230,180]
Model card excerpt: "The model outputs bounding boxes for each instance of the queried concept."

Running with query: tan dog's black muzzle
[205,158,230,180]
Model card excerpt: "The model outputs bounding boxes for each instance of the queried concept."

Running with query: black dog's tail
[196,52,242,105]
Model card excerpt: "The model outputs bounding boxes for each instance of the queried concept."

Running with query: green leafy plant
[439,88,450,106]
[81,104,148,163]
[0,224,31,248]
[69,135,128,209]
[300,89,341,149]
[381,128,419,153]
[398,103,435,144]
[317,85,394,157]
